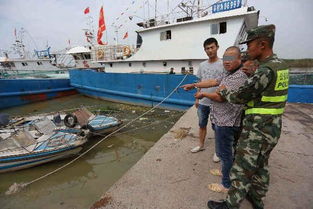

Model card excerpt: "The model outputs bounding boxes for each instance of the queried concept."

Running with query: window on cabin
[166,30,171,39]
[143,62,146,67]
[85,54,91,59]
[211,22,227,34]
[160,30,172,41]
[110,63,113,67]
[129,62,132,67]
[163,62,167,67]
[211,24,219,35]
[220,22,227,33]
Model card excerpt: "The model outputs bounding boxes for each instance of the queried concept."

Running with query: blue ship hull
[0,78,77,110]
[70,70,198,110]
[69,70,313,110]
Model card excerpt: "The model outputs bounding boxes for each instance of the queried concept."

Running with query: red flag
[84,7,90,14]
[97,6,106,45]
[123,32,128,39]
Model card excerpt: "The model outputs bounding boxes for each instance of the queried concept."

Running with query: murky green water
[0,95,184,209]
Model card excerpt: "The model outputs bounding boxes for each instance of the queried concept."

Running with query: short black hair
[258,36,275,48]
[203,38,218,48]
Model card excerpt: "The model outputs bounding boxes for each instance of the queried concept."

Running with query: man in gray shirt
[189,38,224,160]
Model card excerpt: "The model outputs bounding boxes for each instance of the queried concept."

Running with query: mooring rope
[5,74,189,195]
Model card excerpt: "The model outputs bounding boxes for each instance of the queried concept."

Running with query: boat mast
[197,0,202,18]
[12,28,26,58]
[154,0,157,20]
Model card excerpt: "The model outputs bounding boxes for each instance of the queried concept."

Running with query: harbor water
[0,94,184,209]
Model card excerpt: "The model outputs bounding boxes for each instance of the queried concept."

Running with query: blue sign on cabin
[212,0,242,13]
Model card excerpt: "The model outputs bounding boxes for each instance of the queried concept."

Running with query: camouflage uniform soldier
[207,24,289,209]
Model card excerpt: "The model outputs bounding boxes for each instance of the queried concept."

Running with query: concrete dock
[90,103,313,209]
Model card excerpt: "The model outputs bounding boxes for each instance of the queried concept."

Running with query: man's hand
[180,83,195,91]
[194,92,204,99]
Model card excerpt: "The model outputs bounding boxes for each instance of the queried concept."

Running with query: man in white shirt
[189,38,224,162]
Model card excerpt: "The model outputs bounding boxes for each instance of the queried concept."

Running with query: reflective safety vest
[246,56,289,115]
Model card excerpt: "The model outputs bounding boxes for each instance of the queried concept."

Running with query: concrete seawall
[90,103,313,209]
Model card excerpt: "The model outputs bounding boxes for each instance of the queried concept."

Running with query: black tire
[64,114,78,128]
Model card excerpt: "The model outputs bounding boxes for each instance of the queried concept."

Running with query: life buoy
[123,46,131,57]
[64,114,78,128]
[96,49,105,60]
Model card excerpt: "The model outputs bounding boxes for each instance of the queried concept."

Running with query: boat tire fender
[64,114,78,128]
[96,49,105,60]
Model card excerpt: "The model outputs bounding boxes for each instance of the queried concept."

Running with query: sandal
[208,183,229,193]
[210,169,222,176]
[190,146,205,153]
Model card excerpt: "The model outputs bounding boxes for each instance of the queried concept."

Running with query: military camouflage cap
[240,24,276,44]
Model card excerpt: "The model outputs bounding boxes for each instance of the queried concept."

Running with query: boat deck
[90,103,313,209]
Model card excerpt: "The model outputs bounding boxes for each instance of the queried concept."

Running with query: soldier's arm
[218,67,273,104]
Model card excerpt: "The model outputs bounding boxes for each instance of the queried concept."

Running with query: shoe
[213,153,220,163]
[208,183,229,193]
[207,200,230,209]
[209,169,222,176]
[190,146,205,153]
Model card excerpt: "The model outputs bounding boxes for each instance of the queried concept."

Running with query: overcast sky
[0,0,312,59]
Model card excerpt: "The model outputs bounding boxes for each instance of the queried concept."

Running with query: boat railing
[136,0,247,29]
[93,44,136,61]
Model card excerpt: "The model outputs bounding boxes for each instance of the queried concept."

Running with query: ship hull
[70,70,197,110]
[0,78,77,109]
[70,70,313,108]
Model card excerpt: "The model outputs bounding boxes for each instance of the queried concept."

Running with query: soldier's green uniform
[215,25,289,209]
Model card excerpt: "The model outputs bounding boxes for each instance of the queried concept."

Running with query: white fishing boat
[0,28,73,78]
[68,0,259,109]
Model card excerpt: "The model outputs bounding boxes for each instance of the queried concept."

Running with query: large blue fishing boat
[68,0,257,109]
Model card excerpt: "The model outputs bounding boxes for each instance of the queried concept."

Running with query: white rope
[6,74,189,195]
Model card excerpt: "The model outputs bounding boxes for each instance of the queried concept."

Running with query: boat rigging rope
[5,74,189,195]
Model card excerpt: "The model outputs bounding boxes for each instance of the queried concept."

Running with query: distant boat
[0,115,87,173]
[0,28,78,109]
[0,28,75,78]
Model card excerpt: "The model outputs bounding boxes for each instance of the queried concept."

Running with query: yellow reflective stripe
[245,108,284,115]
[275,69,289,90]
[247,100,254,107]
[261,95,288,102]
